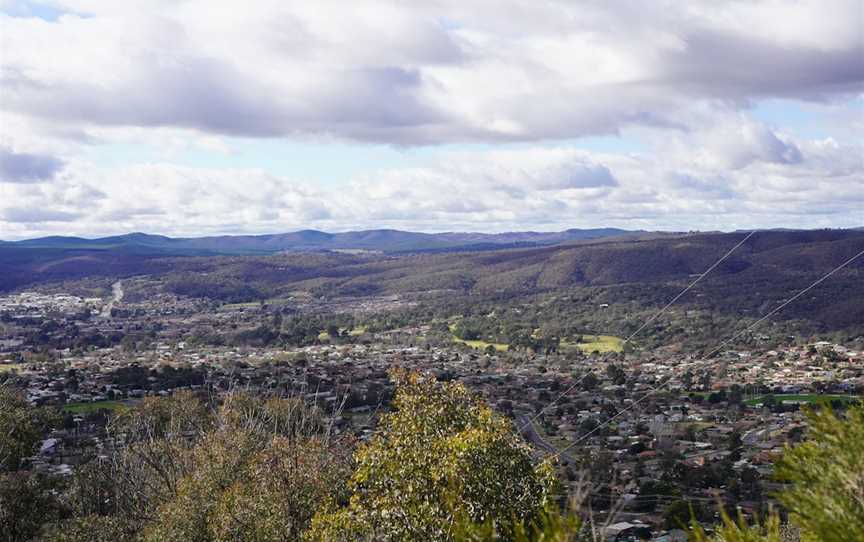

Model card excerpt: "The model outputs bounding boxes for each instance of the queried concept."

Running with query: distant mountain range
[2,228,640,255]
[2,229,862,333]
[1,229,863,336]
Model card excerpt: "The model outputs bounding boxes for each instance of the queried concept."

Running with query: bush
[690,404,864,542]
[308,369,555,541]
[51,391,351,542]
[0,472,60,542]
[774,404,864,542]
[0,386,58,470]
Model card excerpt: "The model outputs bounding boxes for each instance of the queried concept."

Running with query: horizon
[1,1,862,238]
[2,4,864,537]
[4,224,863,244]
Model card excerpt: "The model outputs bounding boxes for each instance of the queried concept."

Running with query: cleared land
[319,326,368,341]
[563,334,624,353]
[744,394,860,406]
[452,336,509,352]
[448,328,622,354]
[62,400,131,414]
[448,322,509,352]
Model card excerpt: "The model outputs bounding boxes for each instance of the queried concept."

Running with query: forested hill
[2,227,638,255]
[1,229,861,330]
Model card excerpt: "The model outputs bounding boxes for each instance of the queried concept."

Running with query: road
[100,280,124,318]
[516,414,578,465]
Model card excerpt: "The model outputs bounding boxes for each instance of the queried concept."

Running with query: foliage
[663,499,709,530]
[0,386,57,470]
[58,392,212,531]
[774,404,864,542]
[22,377,864,542]
[308,369,555,541]
[49,390,352,542]
[43,515,136,542]
[452,503,583,542]
[0,472,60,542]
[689,509,783,542]
[207,436,351,542]
[142,426,350,542]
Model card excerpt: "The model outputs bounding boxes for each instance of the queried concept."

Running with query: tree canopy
[308,369,556,541]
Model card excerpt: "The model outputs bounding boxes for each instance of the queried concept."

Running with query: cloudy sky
[0,0,862,239]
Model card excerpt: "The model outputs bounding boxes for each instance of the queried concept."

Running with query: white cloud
[0,0,861,237]
[0,130,860,239]
[1,1,861,143]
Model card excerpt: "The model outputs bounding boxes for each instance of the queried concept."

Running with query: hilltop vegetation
[2,374,557,541]
[2,375,863,541]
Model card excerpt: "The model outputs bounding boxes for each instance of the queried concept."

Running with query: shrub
[308,369,555,541]
[774,404,864,542]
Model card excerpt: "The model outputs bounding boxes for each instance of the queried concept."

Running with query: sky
[0,0,862,240]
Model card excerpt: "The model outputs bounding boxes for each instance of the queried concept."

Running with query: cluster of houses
[4,286,862,541]
[0,291,103,320]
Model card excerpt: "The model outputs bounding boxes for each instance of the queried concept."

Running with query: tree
[691,404,864,542]
[0,472,60,542]
[663,499,708,530]
[606,364,626,386]
[683,424,699,442]
[142,425,350,542]
[207,436,351,542]
[43,516,134,542]
[738,466,762,501]
[50,391,351,542]
[689,510,783,542]
[308,370,555,541]
[774,404,864,542]
[635,480,677,512]
[0,386,57,470]
[727,430,743,462]
[452,502,582,542]
[682,370,694,391]
[728,385,744,405]
[581,372,599,391]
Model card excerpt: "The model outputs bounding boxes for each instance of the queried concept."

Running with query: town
[2,285,861,541]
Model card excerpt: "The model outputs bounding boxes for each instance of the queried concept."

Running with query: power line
[546,247,864,461]
[517,231,756,434]
[621,231,756,346]
[700,247,864,362]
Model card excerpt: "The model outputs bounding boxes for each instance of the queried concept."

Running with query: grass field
[320,326,370,341]
[62,400,130,414]
[744,394,860,406]
[562,334,624,353]
[448,322,509,352]
[0,363,20,373]
[452,335,509,352]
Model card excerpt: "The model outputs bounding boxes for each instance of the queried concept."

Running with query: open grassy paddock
[744,394,861,406]
[451,335,510,352]
[562,334,624,353]
[62,400,132,414]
